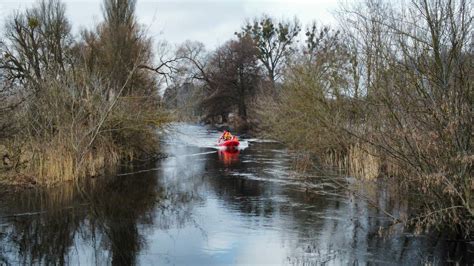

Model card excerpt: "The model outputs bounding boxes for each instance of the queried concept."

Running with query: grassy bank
[0,78,168,186]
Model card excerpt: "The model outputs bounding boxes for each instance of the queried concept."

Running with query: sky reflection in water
[0,124,471,265]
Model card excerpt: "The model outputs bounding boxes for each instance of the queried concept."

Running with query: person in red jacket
[220,130,233,141]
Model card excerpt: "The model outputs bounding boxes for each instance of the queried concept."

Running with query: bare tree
[82,0,155,98]
[174,38,261,122]
[236,15,301,88]
[204,37,261,119]
[0,0,72,91]
[340,0,473,235]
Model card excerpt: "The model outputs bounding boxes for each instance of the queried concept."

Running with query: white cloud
[1,0,345,48]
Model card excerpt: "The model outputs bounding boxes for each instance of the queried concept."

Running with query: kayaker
[220,130,233,141]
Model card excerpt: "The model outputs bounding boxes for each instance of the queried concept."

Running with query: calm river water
[0,124,472,265]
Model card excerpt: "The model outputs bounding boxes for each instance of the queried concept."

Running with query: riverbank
[0,96,169,187]
[0,149,169,190]
[0,0,170,187]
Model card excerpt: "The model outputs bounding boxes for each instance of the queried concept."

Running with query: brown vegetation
[0,0,168,186]
[258,0,472,237]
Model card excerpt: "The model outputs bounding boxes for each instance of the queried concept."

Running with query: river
[0,123,471,265]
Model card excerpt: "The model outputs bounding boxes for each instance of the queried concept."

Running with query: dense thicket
[0,0,167,185]
[259,0,473,237]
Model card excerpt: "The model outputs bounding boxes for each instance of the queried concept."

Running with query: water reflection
[0,160,204,265]
[218,149,240,166]
[0,124,472,265]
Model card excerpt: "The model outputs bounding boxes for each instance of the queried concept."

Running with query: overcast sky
[1,0,345,48]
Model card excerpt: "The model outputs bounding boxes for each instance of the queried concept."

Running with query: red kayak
[218,136,240,148]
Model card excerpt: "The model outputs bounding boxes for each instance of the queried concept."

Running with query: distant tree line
[162,15,301,126]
